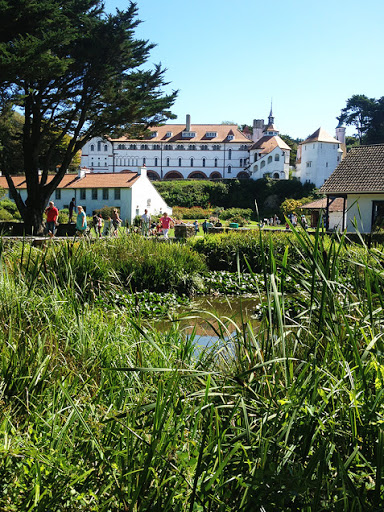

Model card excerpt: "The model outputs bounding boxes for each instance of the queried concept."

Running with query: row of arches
[145,170,250,180]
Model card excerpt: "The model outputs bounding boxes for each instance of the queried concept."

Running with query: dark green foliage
[220,207,252,220]
[280,133,302,166]
[339,94,384,144]
[154,178,315,217]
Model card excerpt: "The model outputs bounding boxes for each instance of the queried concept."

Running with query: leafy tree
[0,108,24,174]
[338,94,383,143]
[280,134,302,166]
[0,0,176,233]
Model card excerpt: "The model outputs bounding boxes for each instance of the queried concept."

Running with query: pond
[156,295,261,348]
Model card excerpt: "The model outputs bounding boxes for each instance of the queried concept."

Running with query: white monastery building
[295,123,346,188]
[81,115,253,181]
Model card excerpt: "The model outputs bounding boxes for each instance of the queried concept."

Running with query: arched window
[275,153,280,161]
[228,149,232,160]
[254,154,257,162]
[143,158,146,165]
[202,158,206,167]
[261,161,265,168]
[254,164,258,172]
[178,158,182,167]
[240,159,243,167]
[227,165,232,174]
[90,144,95,151]
[268,156,272,164]
[166,157,170,166]
[154,157,158,166]
[97,141,101,151]
[104,144,108,152]
[190,158,194,167]
[273,173,279,179]
[214,158,218,167]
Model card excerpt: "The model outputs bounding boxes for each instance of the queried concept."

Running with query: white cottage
[319,144,384,233]
[0,167,171,224]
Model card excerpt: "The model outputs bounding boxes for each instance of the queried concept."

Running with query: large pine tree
[0,0,176,233]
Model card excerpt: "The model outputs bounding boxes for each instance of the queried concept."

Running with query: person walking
[141,209,151,236]
[112,208,122,236]
[160,212,174,239]
[193,220,199,235]
[97,213,103,237]
[45,201,59,237]
[76,205,87,236]
[68,197,76,223]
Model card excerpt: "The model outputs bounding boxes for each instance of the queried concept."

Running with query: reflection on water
[156,295,260,347]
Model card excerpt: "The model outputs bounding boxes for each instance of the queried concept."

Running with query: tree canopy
[0,0,176,232]
[338,94,384,144]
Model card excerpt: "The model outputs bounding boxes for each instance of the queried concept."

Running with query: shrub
[227,215,250,226]
[0,208,13,221]
[94,205,119,219]
[58,208,69,224]
[220,207,253,221]
[172,206,213,220]
[0,199,21,219]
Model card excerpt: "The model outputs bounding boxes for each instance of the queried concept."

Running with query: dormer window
[227,135,234,141]
[182,131,196,138]
[151,131,158,138]
[205,131,217,138]
[166,131,173,138]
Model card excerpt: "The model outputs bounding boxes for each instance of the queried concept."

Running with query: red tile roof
[250,135,291,152]
[0,172,140,190]
[111,124,252,144]
[302,197,345,212]
[301,127,340,145]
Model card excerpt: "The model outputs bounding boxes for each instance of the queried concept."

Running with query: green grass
[0,229,384,510]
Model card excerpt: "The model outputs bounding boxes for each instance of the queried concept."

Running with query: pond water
[156,295,261,347]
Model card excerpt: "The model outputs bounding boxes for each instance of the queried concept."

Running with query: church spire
[268,100,274,125]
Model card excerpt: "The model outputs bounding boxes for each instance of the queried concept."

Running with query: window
[103,189,109,200]
[182,131,196,138]
[55,189,61,200]
[153,144,160,150]
[214,158,218,167]
[227,165,232,174]
[372,201,384,232]
[202,158,206,167]
[129,144,136,150]
[143,157,146,166]
[141,144,148,150]
[228,149,232,160]
[166,157,170,166]
[190,158,194,167]
[260,161,265,169]
[227,135,234,141]
[164,144,173,150]
[268,156,272,164]
[90,144,95,151]
[254,154,257,162]
[205,131,217,138]
[80,189,86,200]
[97,141,101,151]
[176,145,184,150]
[275,154,280,161]
[114,188,120,200]
[313,144,315,149]
[154,158,158,166]
[240,159,243,167]
[189,144,196,150]
[166,131,173,138]
[104,144,108,152]
[117,144,125,150]
[178,158,182,167]
[306,161,312,168]
[92,188,97,200]
[326,162,328,167]
[212,145,221,151]
[200,144,208,150]
[255,165,258,172]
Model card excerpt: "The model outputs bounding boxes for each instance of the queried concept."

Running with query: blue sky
[104,0,384,140]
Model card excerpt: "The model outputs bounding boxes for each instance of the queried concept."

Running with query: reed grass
[0,230,383,510]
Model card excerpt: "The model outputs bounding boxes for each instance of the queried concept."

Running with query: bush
[227,215,250,226]
[0,208,13,221]
[0,199,21,219]
[58,208,69,224]
[94,205,119,219]
[172,206,213,220]
[220,208,253,221]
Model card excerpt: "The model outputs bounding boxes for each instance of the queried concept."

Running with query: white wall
[249,146,289,180]
[346,194,384,233]
[81,137,251,179]
[129,169,172,221]
[297,142,342,188]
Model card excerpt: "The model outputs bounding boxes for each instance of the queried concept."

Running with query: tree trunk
[21,201,46,236]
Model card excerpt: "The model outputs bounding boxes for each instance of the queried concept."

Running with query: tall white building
[248,108,291,180]
[81,115,253,180]
[295,125,346,188]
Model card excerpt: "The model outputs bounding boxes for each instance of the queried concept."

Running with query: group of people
[45,199,87,237]
[140,210,175,239]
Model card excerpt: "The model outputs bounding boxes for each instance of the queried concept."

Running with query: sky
[103,0,384,140]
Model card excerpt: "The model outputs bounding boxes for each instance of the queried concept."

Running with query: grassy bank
[1,231,384,510]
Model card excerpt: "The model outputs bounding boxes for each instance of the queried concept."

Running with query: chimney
[186,114,191,132]
[78,168,86,179]
[137,166,147,178]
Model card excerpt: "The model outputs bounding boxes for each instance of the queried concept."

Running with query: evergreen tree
[0,0,176,232]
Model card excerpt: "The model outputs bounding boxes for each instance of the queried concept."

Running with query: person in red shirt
[160,212,174,239]
[45,201,59,237]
